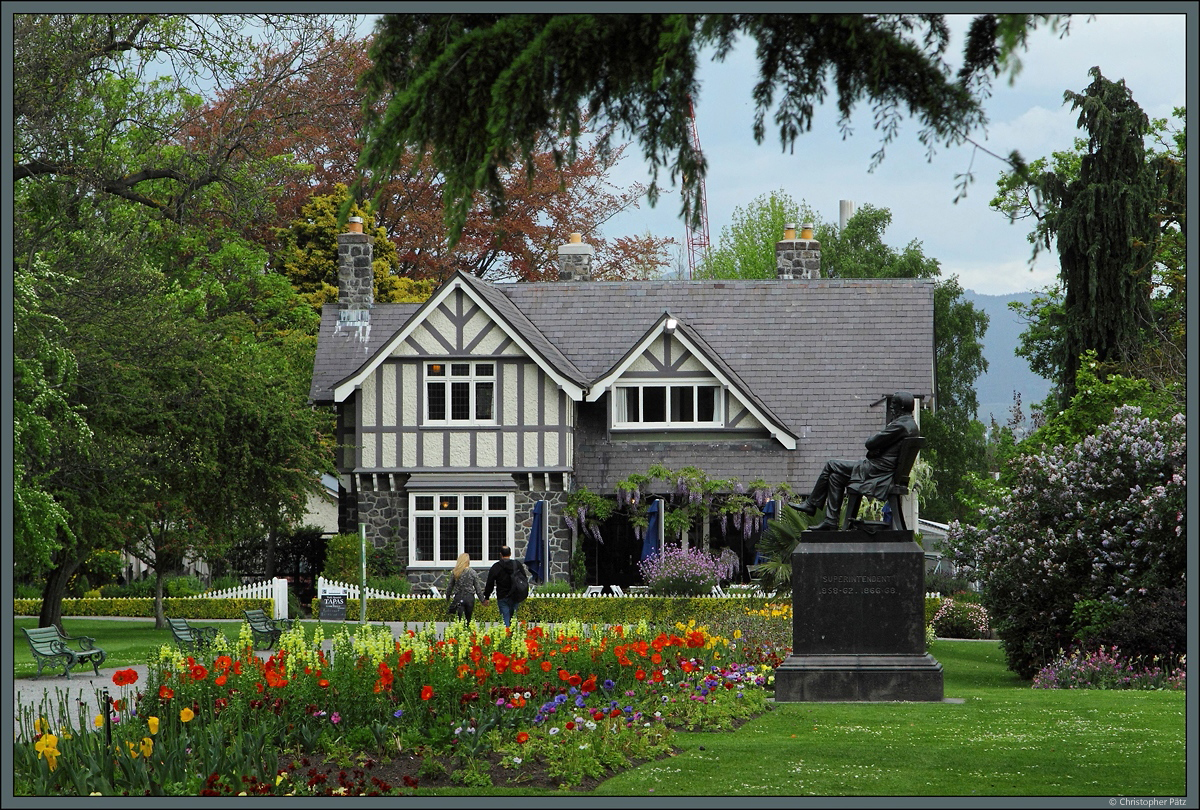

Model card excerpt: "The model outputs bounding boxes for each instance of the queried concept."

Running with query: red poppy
[111,668,139,686]
[541,661,553,673]
[651,653,663,665]
[158,685,174,700]
[233,661,243,675]
[565,721,575,730]
[650,670,665,683]
[610,708,623,718]
[215,674,227,687]
[516,732,530,744]
[635,669,647,681]
[318,678,329,689]
[421,684,434,701]
[191,664,208,681]
[568,674,582,687]
[215,655,233,672]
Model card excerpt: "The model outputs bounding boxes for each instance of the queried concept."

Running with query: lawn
[11,619,1187,798]
[594,641,1187,797]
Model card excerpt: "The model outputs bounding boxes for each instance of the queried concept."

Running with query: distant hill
[962,290,1053,425]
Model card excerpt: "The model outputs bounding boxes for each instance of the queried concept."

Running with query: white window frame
[612,380,724,429]
[408,491,513,567]
[424,361,497,426]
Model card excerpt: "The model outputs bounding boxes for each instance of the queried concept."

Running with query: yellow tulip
[148,716,159,735]
[139,737,153,757]
[94,714,104,728]
[180,707,195,723]
[34,716,47,734]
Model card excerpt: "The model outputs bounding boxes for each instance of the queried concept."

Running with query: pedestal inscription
[774,530,944,702]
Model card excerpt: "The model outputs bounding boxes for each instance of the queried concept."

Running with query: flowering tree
[946,405,1185,678]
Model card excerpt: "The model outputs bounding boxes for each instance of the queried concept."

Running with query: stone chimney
[557,232,594,281]
[775,222,821,279]
[337,216,373,324]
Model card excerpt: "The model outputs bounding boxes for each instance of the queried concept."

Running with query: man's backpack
[509,560,530,604]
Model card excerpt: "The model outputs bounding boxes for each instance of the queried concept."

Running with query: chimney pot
[800,223,814,240]
[784,223,797,240]
[347,216,363,234]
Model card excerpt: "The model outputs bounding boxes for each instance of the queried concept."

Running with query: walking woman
[445,553,484,622]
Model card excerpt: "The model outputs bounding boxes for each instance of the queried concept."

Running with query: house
[309,219,936,590]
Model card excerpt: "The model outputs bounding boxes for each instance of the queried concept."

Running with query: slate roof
[310,275,936,490]
[309,303,420,405]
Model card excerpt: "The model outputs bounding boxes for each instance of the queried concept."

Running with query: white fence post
[273,578,289,620]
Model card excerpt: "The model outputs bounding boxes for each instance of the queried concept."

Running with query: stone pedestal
[774,529,944,702]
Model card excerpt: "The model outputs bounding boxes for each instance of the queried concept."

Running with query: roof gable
[587,311,797,449]
[328,271,587,403]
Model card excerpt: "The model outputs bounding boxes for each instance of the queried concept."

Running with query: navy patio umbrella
[754,499,777,566]
[524,500,547,583]
[641,498,664,562]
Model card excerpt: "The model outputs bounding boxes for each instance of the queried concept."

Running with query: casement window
[425,362,495,424]
[409,492,512,565]
[612,381,722,428]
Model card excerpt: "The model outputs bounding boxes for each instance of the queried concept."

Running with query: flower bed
[14,609,791,796]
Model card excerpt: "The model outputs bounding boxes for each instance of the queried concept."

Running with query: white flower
[512,757,522,765]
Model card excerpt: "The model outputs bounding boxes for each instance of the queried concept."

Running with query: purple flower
[330,712,341,725]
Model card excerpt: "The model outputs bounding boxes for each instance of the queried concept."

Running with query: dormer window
[426,362,495,424]
[613,381,722,428]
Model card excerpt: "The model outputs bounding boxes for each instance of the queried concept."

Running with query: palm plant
[749,503,815,596]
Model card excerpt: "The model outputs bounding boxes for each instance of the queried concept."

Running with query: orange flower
[179,707,195,723]
[651,653,662,665]
[215,655,233,672]
[635,669,647,681]
[650,670,665,683]
[215,674,227,687]
[112,668,139,686]
[191,664,208,681]
[233,661,244,675]
[158,685,174,700]
[540,660,553,673]
[318,678,330,689]
[516,731,530,744]
[557,668,571,682]
[421,684,434,701]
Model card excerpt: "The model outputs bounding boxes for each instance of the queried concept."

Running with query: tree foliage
[13,13,340,627]
[250,36,672,283]
[991,71,1181,407]
[358,13,1070,242]
[946,404,1185,678]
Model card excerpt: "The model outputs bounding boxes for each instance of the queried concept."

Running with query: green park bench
[167,617,219,653]
[242,608,293,649]
[22,625,108,679]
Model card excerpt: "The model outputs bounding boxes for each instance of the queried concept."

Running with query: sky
[592,12,1191,296]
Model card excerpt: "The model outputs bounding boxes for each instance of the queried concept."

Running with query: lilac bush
[947,406,1185,678]
[639,546,727,596]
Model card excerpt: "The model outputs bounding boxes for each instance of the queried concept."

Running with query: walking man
[482,545,529,628]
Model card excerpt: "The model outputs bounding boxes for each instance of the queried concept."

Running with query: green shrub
[13,583,41,599]
[533,579,577,594]
[322,533,364,582]
[209,574,243,592]
[366,576,411,595]
[165,575,205,597]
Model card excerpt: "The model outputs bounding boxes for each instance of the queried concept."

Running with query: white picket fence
[317,576,443,603]
[186,577,290,620]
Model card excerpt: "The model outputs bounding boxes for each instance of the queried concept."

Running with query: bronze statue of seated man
[795,391,920,531]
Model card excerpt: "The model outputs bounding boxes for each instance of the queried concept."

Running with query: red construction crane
[683,96,711,280]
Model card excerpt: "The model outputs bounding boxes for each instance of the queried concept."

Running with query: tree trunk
[264,526,277,580]
[38,559,80,631]
[154,568,166,629]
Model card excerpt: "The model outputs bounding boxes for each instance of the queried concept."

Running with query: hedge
[13,597,274,620]
[308,595,789,625]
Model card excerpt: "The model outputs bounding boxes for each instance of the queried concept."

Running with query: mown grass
[592,640,1187,798]
[12,620,1186,798]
